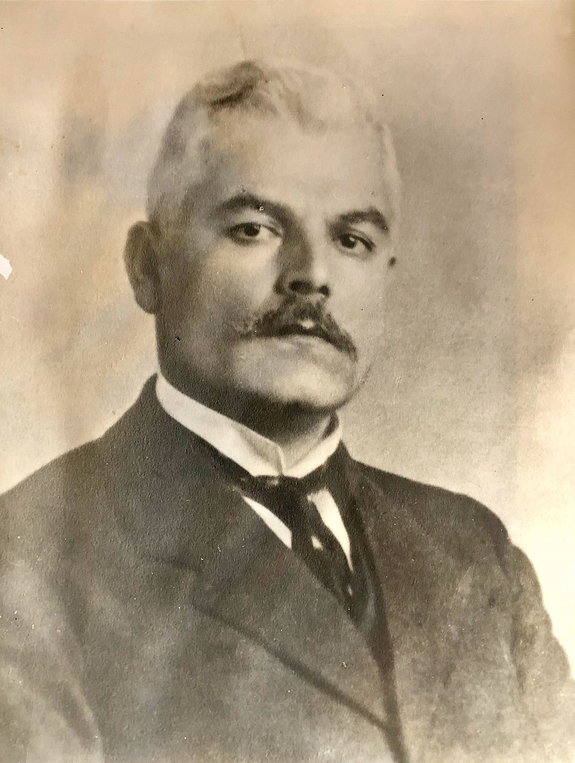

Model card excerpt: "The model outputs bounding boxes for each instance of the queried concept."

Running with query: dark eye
[233,223,261,238]
[228,223,278,245]
[336,233,373,256]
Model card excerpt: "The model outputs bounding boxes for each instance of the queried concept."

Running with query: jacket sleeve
[502,540,575,761]
[0,493,104,763]
[0,654,104,763]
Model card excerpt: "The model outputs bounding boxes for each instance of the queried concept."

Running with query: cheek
[158,243,204,318]
[333,266,387,375]
[162,248,275,333]
[335,265,387,331]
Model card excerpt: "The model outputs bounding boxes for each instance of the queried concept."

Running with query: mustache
[235,298,358,360]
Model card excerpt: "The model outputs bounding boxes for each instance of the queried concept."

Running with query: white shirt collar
[155,373,342,478]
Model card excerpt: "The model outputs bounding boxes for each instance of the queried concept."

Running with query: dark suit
[1,378,573,762]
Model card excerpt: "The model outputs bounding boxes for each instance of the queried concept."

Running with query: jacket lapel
[188,492,390,730]
[343,455,475,761]
[104,380,389,734]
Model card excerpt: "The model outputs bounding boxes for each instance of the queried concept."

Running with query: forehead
[195,112,392,217]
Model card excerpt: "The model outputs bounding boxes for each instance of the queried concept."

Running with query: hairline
[146,61,401,235]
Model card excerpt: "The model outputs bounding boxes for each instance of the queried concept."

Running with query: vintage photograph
[1,2,574,761]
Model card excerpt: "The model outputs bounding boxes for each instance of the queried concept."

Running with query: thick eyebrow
[215,193,389,234]
[335,208,389,234]
[215,193,288,223]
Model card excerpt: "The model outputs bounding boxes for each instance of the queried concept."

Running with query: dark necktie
[200,439,408,763]
[243,468,359,614]
[211,452,369,623]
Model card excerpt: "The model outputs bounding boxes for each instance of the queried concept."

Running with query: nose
[275,233,331,301]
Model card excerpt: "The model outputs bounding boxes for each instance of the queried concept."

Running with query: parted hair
[147,59,400,235]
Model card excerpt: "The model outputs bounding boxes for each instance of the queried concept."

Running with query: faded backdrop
[1,2,574,665]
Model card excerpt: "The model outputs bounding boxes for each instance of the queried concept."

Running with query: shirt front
[156,373,352,565]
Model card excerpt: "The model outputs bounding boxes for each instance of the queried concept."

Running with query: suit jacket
[1,377,573,763]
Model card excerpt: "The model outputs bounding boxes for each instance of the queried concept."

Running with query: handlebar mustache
[235,299,358,360]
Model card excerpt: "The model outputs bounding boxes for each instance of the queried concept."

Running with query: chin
[231,340,363,411]
[242,366,359,413]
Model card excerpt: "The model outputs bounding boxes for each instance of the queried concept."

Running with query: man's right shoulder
[0,375,203,555]
[1,438,99,503]
[0,377,157,529]
[0,438,104,551]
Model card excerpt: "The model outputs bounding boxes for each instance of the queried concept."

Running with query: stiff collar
[155,373,342,478]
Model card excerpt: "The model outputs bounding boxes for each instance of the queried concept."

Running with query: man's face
[153,112,395,412]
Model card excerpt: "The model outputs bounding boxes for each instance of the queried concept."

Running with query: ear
[124,221,162,314]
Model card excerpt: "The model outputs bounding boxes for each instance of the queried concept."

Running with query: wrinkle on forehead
[180,114,395,227]
[150,106,400,238]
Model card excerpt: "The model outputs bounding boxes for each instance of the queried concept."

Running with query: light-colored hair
[147,59,400,235]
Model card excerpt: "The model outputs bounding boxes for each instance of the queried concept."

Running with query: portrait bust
[1,7,574,763]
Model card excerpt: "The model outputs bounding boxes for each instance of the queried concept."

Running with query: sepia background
[1,1,574,666]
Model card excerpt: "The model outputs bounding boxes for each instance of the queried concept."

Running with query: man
[0,60,573,763]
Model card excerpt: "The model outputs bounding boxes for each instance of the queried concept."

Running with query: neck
[238,399,333,469]
[160,367,334,470]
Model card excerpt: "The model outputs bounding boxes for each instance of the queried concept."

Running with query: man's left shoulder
[351,456,512,564]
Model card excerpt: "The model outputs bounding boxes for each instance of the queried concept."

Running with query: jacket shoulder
[0,438,106,561]
[0,379,155,524]
[354,459,512,565]
[1,439,100,506]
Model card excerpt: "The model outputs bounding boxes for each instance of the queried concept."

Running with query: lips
[272,321,338,347]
